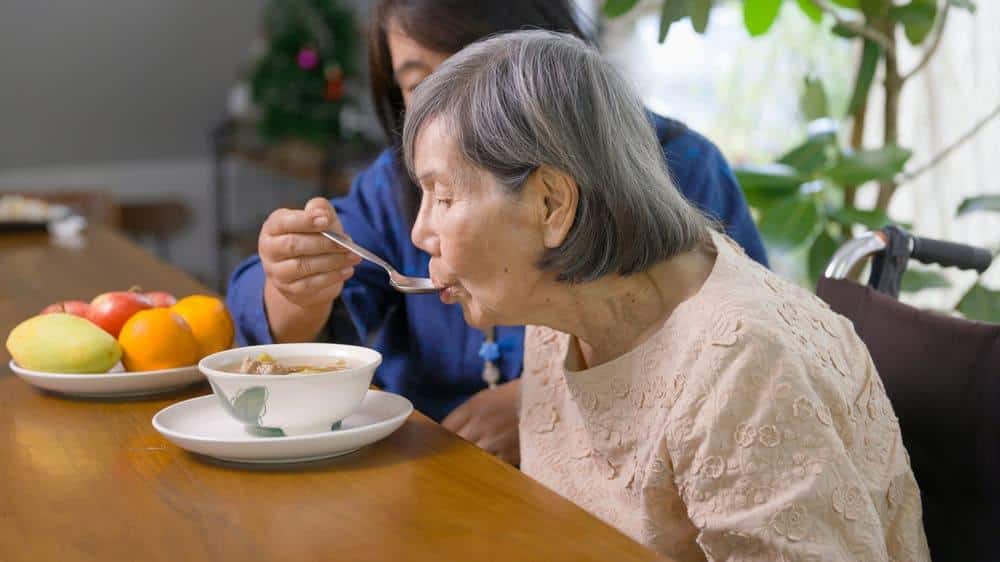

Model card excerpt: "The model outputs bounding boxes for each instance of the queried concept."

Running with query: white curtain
[878,2,1000,308]
[599,1,999,309]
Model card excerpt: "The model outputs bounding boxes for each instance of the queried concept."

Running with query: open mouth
[435,280,465,304]
[429,262,464,304]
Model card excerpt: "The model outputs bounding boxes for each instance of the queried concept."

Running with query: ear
[535,165,578,249]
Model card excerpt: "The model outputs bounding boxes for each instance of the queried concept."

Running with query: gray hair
[402,30,709,283]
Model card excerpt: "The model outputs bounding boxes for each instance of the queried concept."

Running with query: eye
[434,196,452,208]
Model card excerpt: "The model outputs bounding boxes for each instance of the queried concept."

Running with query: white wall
[0,1,266,167]
[0,0,268,288]
[0,1,374,289]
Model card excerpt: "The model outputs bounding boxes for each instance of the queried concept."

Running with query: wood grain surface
[0,227,662,562]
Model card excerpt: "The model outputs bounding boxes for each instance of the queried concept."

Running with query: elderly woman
[403,31,930,561]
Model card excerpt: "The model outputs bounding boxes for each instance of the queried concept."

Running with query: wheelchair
[816,226,998,562]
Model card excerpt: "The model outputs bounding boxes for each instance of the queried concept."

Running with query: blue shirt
[227,114,767,422]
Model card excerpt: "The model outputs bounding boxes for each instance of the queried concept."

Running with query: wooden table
[0,227,661,562]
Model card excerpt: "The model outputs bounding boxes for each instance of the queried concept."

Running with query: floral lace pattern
[519,231,930,562]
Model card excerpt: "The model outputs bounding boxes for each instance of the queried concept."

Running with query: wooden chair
[119,200,192,261]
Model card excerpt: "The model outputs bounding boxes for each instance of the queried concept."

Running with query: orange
[118,309,199,371]
[170,295,235,358]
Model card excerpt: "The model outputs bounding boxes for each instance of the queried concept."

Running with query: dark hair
[368,0,591,223]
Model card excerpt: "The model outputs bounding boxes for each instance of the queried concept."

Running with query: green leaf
[819,181,846,210]
[957,195,1000,216]
[831,23,859,38]
[809,231,842,285]
[847,40,881,115]
[900,269,952,292]
[232,386,269,425]
[797,0,822,23]
[946,0,976,12]
[860,0,890,17]
[759,195,823,251]
[801,76,830,120]
[957,283,1000,323]
[689,0,712,33]
[778,133,837,175]
[744,190,793,213]
[208,381,239,420]
[734,163,808,192]
[890,0,938,45]
[603,0,641,18]
[832,0,861,7]
[658,0,689,42]
[744,0,783,36]
[825,145,912,185]
[829,206,894,229]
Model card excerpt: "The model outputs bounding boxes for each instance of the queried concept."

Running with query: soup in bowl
[199,343,381,436]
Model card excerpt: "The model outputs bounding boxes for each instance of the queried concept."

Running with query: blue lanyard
[477,327,517,387]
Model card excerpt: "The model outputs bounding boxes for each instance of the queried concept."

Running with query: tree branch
[812,0,896,55]
[901,2,950,83]
[844,45,873,209]
[899,100,1000,183]
[875,27,901,212]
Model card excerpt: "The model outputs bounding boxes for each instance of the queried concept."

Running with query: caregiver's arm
[259,198,361,343]
[227,152,403,347]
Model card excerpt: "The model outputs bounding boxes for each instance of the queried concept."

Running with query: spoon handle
[321,231,395,274]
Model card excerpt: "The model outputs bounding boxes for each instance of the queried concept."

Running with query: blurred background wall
[0,0,370,288]
[1,1,996,308]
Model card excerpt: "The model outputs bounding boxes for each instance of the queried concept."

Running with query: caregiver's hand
[260,197,362,343]
[443,379,521,466]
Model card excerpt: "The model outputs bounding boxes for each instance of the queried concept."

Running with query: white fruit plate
[7,360,204,398]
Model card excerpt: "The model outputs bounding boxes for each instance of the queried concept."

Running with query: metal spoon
[321,230,439,294]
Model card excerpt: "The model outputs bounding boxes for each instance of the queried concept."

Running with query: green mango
[6,313,122,373]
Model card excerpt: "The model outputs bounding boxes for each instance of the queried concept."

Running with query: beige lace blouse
[520,231,930,561]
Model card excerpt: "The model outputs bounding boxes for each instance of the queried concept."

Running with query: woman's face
[410,118,551,329]
[386,22,451,108]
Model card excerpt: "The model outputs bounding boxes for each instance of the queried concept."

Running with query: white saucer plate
[152,390,413,464]
[8,360,204,398]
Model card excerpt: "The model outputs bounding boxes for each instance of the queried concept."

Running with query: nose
[410,194,439,256]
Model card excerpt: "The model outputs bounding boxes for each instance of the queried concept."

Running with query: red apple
[40,300,91,317]
[86,291,153,337]
[144,291,177,307]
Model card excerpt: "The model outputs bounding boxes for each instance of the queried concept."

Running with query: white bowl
[198,343,381,436]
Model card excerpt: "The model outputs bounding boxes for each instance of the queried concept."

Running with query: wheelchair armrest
[823,232,886,280]
[823,229,995,281]
[911,236,994,273]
